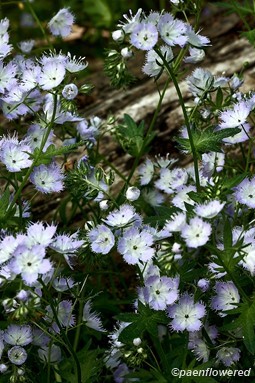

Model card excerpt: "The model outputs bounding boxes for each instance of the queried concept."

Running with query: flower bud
[126,186,140,201]
[121,47,133,59]
[112,29,125,42]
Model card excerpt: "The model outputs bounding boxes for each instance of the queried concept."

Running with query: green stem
[25,0,53,49]
[154,47,201,191]
[73,278,87,352]
[40,280,82,383]
[125,77,171,187]
[5,94,58,218]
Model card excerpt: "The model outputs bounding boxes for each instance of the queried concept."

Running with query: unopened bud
[112,29,125,42]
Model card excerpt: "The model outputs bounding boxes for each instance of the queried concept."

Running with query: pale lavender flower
[50,232,84,267]
[211,281,240,316]
[26,222,57,247]
[83,300,106,332]
[18,39,34,53]
[172,185,196,211]
[20,64,41,91]
[188,337,209,362]
[194,200,225,219]
[30,163,64,194]
[167,294,206,332]
[46,300,75,333]
[162,212,186,234]
[130,22,158,50]
[138,158,154,185]
[4,325,32,346]
[0,61,17,93]
[219,101,250,128]
[113,363,130,383]
[233,177,255,208]
[76,119,98,143]
[10,244,52,285]
[184,47,205,64]
[220,122,250,144]
[0,33,12,58]
[181,217,211,248]
[201,151,225,177]
[186,68,214,97]
[0,17,9,36]
[38,344,61,363]
[39,60,66,90]
[0,139,32,172]
[52,276,76,291]
[216,347,240,367]
[88,224,115,254]
[103,204,141,228]
[65,52,88,73]
[155,167,188,194]
[141,189,164,206]
[186,25,210,48]
[8,346,27,365]
[32,328,50,347]
[48,8,74,38]
[0,364,8,373]
[25,124,54,151]
[43,93,83,124]
[117,8,142,34]
[117,227,155,265]
[0,234,19,264]
[143,46,172,77]
[158,13,187,47]
[62,83,78,100]
[141,275,179,310]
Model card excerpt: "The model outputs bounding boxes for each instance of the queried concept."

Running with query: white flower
[83,301,106,332]
[194,200,225,219]
[48,8,74,38]
[39,60,66,90]
[181,217,211,248]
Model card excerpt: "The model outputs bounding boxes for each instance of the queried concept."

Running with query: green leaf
[221,173,247,189]
[0,189,11,219]
[223,218,232,250]
[118,302,168,344]
[115,114,148,157]
[176,127,241,154]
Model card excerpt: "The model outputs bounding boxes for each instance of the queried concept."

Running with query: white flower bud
[112,29,124,42]
[133,337,142,346]
[99,200,108,210]
[121,47,133,58]
[126,186,140,201]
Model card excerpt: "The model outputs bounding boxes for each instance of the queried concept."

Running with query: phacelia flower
[138,158,154,185]
[48,8,74,38]
[130,22,158,50]
[155,167,188,194]
[50,231,84,266]
[141,275,179,310]
[167,294,206,332]
[83,300,106,332]
[233,176,255,208]
[0,139,32,172]
[219,101,251,129]
[10,244,52,285]
[186,25,210,48]
[117,227,155,265]
[103,204,141,228]
[38,344,61,363]
[8,346,27,366]
[39,60,66,90]
[30,162,64,194]
[25,124,54,152]
[211,281,240,316]
[26,222,57,247]
[194,200,225,219]
[4,325,32,346]
[46,300,75,332]
[216,347,240,367]
[143,45,174,77]
[181,217,212,248]
[186,67,214,97]
[88,224,115,255]
[158,13,187,47]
